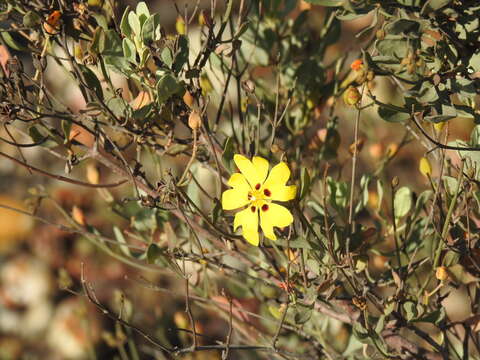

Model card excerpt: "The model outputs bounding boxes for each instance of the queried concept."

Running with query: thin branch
[0,151,127,188]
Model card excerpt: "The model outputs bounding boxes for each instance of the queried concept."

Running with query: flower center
[247,183,273,210]
[247,185,271,204]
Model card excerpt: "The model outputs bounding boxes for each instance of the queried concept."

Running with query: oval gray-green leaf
[394,186,412,219]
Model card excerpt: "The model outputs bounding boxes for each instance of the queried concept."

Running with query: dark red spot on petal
[264,188,271,197]
[261,204,269,211]
[251,206,256,212]
[247,193,252,200]
[255,183,261,190]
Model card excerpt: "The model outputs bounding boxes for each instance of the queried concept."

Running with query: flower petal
[252,156,269,184]
[243,227,260,246]
[234,154,269,188]
[222,189,249,210]
[267,185,297,202]
[234,206,259,246]
[263,162,291,189]
[260,203,293,241]
[227,173,250,190]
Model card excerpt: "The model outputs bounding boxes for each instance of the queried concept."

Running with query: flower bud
[74,44,83,62]
[349,138,365,155]
[436,266,448,281]
[72,205,86,226]
[242,79,255,94]
[43,10,62,35]
[343,86,361,106]
[86,163,100,185]
[433,121,445,132]
[199,74,213,95]
[183,91,194,108]
[188,111,201,130]
[175,16,185,35]
[350,59,363,71]
[87,0,102,8]
[419,157,432,178]
[386,143,398,158]
[376,29,385,40]
[391,176,399,188]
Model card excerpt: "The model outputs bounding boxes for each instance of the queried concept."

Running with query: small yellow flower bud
[175,16,185,35]
[419,157,432,178]
[368,191,379,209]
[369,143,384,159]
[391,176,399,188]
[349,138,365,155]
[343,86,361,106]
[188,111,201,130]
[367,70,375,82]
[386,143,398,158]
[72,205,86,226]
[376,29,385,40]
[433,121,445,132]
[183,91,194,108]
[199,74,213,95]
[173,312,189,329]
[436,266,449,281]
[270,144,280,153]
[86,163,100,184]
[198,11,206,26]
[306,98,315,110]
[74,44,83,62]
[87,0,102,7]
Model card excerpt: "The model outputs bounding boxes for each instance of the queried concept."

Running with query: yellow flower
[222,155,297,246]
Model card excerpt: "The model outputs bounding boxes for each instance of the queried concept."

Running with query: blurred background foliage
[1,0,480,359]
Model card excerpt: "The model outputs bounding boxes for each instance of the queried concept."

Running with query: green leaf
[394,186,412,219]
[132,207,157,232]
[78,64,103,101]
[90,27,105,55]
[103,30,123,56]
[120,6,132,37]
[387,19,420,36]
[28,126,56,148]
[378,106,409,123]
[135,1,150,25]
[113,226,131,257]
[173,35,189,74]
[299,168,310,200]
[294,303,313,325]
[128,12,141,36]
[122,37,137,63]
[0,32,28,52]
[161,47,174,68]
[222,137,235,172]
[23,11,41,27]
[303,0,343,5]
[469,52,480,73]
[376,179,384,212]
[210,199,222,224]
[427,0,452,11]
[376,37,409,58]
[413,308,445,325]
[146,243,169,266]
[156,73,184,104]
[403,301,418,321]
[107,97,130,119]
[61,120,71,143]
[141,13,161,44]
[92,13,109,30]
[104,55,132,75]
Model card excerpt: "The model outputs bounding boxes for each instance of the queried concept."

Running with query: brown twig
[0,151,128,188]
